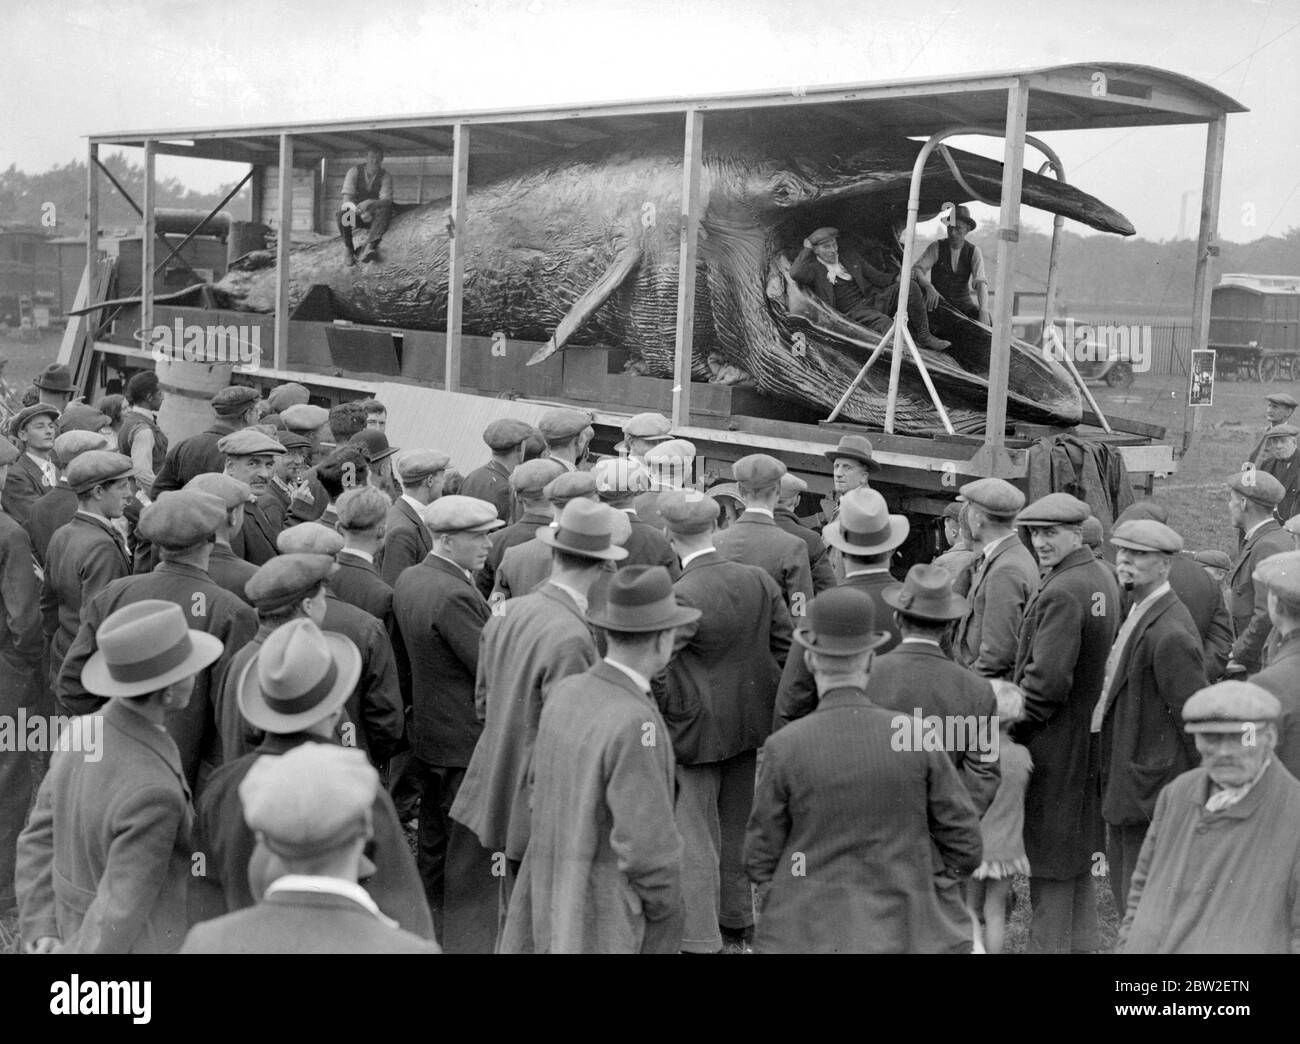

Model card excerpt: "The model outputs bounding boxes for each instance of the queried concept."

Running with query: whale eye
[768,171,817,208]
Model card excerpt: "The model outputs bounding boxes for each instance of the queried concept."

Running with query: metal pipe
[827,320,893,422]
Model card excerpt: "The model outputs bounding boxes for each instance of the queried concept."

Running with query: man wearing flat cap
[3,402,59,528]
[1226,468,1293,675]
[492,470,600,603]
[636,438,698,531]
[278,403,332,526]
[1010,492,1118,954]
[56,403,113,438]
[332,486,396,627]
[501,566,695,953]
[537,408,592,473]
[461,418,534,523]
[55,490,257,788]
[617,412,673,463]
[1259,422,1300,521]
[151,383,260,496]
[1245,550,1300,780]
[185,473,257,603]
[774,473,835,594]
[1248,391,1299,467]
[17,600,224,953]
[393,495,504,950]
[1093,519,1206,914]
[745,587,983,953]
[190,615,433,941]
[27,430,111,566]
[382,449,449,586]
[219,428,286,566]
[1120,682,1300,953]
[591,457,680,578]
[266,381,310,416]
[476,457,565,599]
[657,491,792,952]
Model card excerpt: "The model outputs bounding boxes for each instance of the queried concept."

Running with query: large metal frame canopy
[86,63,1243,457]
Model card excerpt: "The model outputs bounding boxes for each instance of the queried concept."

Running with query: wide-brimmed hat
[792,587,891,656]
[823,488,909,556]
[82,600,224,698]
[536,498,629,562]
[881,564,968,621]
[237,618,362,734]
[947,205,977,232]
[33,363,74,393]
[586,565,700,633]
[824,434,880,472]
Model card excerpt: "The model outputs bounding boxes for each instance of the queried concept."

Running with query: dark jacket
[150,418,242,497]
[230,498,280,566]
[205,541,258,605]
[789,245,892,315]
[1229,519,1294,672]
[1161,554,1233,681]
[1025,434,1135,534]
[0,509,43,687]
[774,506,836,594]
[1248,627,1300,780]
[478,509,549,598]
[1,453,53,529]
[27,484,77,566]
[459,459,513,523]
[332,550,394,625]
[381,497,431,587]
[1263,451,1300,523]
[954,534,1040,678]
[621,513,682,579]
[713,510,813,613]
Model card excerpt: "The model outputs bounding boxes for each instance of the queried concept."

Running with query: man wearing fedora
[913,204,991,340]
[501,566,696,954]
[819,434,878,528]
[17,600,224,953]
[714,454,813,615]
[953,478,1040,679]
[32,363,75,412]
[774,488,908,728]
[184,743,440,953]
[1094,519,1206,915]
[393,496,504,950]
[1011,493,1118,954]
[382,449,450,586]
[184,472,258,603]
[492,470,600,603]
[451,498,627,944]
[3,402,60,528]
[191,613,433,940]
[746,587,982,953]
[55,491,258,790]
[151,384,260,497]
[657,491,792,953]
[1226,469,1293,675]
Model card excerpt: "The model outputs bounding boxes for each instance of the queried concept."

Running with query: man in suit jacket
[220,428,286,567]
[1261,424,1300,523]
[476,458,564,598]
[745,587,982,953]
[1247,391,1298,468]
[17,600,223,953]
[150,385,259,496]
[28,430,111,565]
[501,567,693,953]
[333,487,396,624]
[491,471,600,603]
[393,496,502,950]
[953,478,1039,678]
[592,457,681,579]
[381,449,447,586]
[658,492,791,952]
[714,454,813,614]
[184,473,257,603]
[1226,470,1294,674]
[1095,520,1206,914]
[2,403,59,528]
[775,473,835,593]
[459,418,533,524]
[1011,493,1119,954]
[1245,551,1300,779]
[258,430,311,533]
[773,487,907,728]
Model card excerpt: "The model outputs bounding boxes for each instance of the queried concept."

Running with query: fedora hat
[587,565,701,633]
[824,434,880,472]
[881,564,968,621]
[237,618,362,734]
[946,205,977,231]
[792,587,891,656]
[823,488,910,556]
[33,363,74,393]
[536,498,629,562]
[81,600,224,698]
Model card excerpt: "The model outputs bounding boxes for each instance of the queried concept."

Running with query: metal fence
[1067,319,1195,376]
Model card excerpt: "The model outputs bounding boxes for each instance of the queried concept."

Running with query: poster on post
[1189,348,1216,407]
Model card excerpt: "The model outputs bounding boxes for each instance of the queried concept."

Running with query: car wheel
[1106,363,1134,388]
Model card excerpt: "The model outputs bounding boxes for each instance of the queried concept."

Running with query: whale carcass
[215,125,1134,434]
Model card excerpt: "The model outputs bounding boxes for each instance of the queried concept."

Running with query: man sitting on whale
[790,226,950,352]
[338,147,394,267]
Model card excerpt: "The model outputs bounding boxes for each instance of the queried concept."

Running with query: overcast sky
[3,0,1297,243]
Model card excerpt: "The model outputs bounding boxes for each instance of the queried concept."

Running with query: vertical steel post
[445,124,469,393]
[141,141,156,346]
[672,110,704,430]
[274,134,294,372]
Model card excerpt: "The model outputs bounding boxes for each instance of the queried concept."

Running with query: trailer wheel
[1106,363,1135,388]
[1261,357,1279,382]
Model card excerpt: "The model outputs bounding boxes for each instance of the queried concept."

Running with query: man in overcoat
[381,449,448,585]
[459,418,533,523]
[150,385,259,496]
[1225,470,1293,675]
[491,470,599,602]
[477,458,565,598]
[333,486,397,625]
[774,473,836,593]
[592,456,681,578]
[184,472,257,603]
[222,428,286,566]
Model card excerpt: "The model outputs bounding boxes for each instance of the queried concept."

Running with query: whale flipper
[527,243,643,365]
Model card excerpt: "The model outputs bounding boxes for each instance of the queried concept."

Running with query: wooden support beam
[142,141,156,347]
[274,134,294,371]
[86,141,98,310]
[1182,116,1227,452]
[672,109,704,430]
[445,124,469,392]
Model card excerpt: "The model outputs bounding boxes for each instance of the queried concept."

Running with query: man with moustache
[221,428,286,566]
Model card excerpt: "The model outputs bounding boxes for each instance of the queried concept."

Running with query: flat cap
[537,408,590,443]
[1116,501,1170,525]
[658,490,720,534]
[1228,468,1285,508]
[942,501,964,522]
[1264,423,1300,439]
[707,482,744,508]
[280,403,330,433]
[544,470,599,505]
[779,473,808,498]
[732,453,787,491]
[644,439,696,465]
[276,431,312,452]
[622,412,673,440]
[422,494,505,533]
[348,428,398,463]
[335,486,390,531]
[277,522,344,556]
[245,553,337,611]
[218,429,286,457]
[958,477,1025,519]
[56,403,111,434]
[240,743,377,858]
[1253,550,1300,607]
[185,472,253,510]
[510,457,566,495]
[0,439,20,467]
[10,402,59,434]
[52,430,111,466]
[807,226,839,246]
[266,382,310,413]
[482,418,535,452]
[1265,392,1299,408]
[66,450,134,495]
[394,449,450,483]
[1182,681,1281,733]
[211,385,260,416]
[1110,518,1182,554]
[1192,549,1232,570]
[590,457,650,499]
[1081,515,1104,548]
[1015,492,1091,527]
[138,490,227,549]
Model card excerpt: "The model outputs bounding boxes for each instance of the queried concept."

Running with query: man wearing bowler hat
[1248,391,1299,467]
[17,600,224,953]
[913,204,991,338]
[221,428,287,566]
[1245,550,1300,779]
[151,384,260,496]
[32,363,75,412]
[461,418,535,523]
[774,487,908,728]
[1011,492,1118,954]
[451,498,627,946]
[392,495,504,949]
[185,472,257,603]
[1120,682,1300,953]
[382,449,450,585]
[501,566,696,954]
[183,743,439,954]
[1225,469,1293,675]
[1094,519,1206,914]
[190,614,433,940]
[745,587,982,953]
[3,402,60,528]
[55,491,258,790]
[476,458,566,600]
[658,491,792,952]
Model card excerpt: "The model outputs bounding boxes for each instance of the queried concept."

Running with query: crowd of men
[2,362,1300,954]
